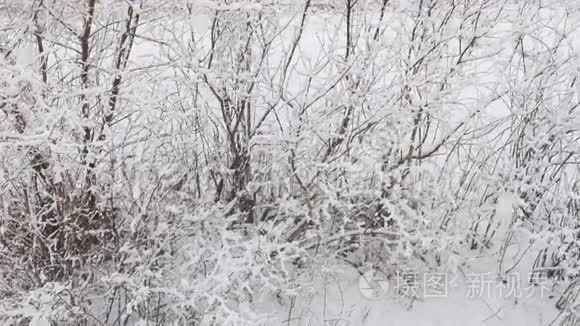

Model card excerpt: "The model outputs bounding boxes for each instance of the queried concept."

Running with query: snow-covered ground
[257,194,562,325]
[261,265,558,326]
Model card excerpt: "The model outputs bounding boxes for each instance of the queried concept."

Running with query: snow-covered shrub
[0,0,579,324]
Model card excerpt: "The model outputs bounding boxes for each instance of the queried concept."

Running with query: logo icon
[359,269,389,299]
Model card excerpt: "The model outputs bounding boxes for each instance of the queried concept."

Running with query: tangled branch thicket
[0,0,579,324]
